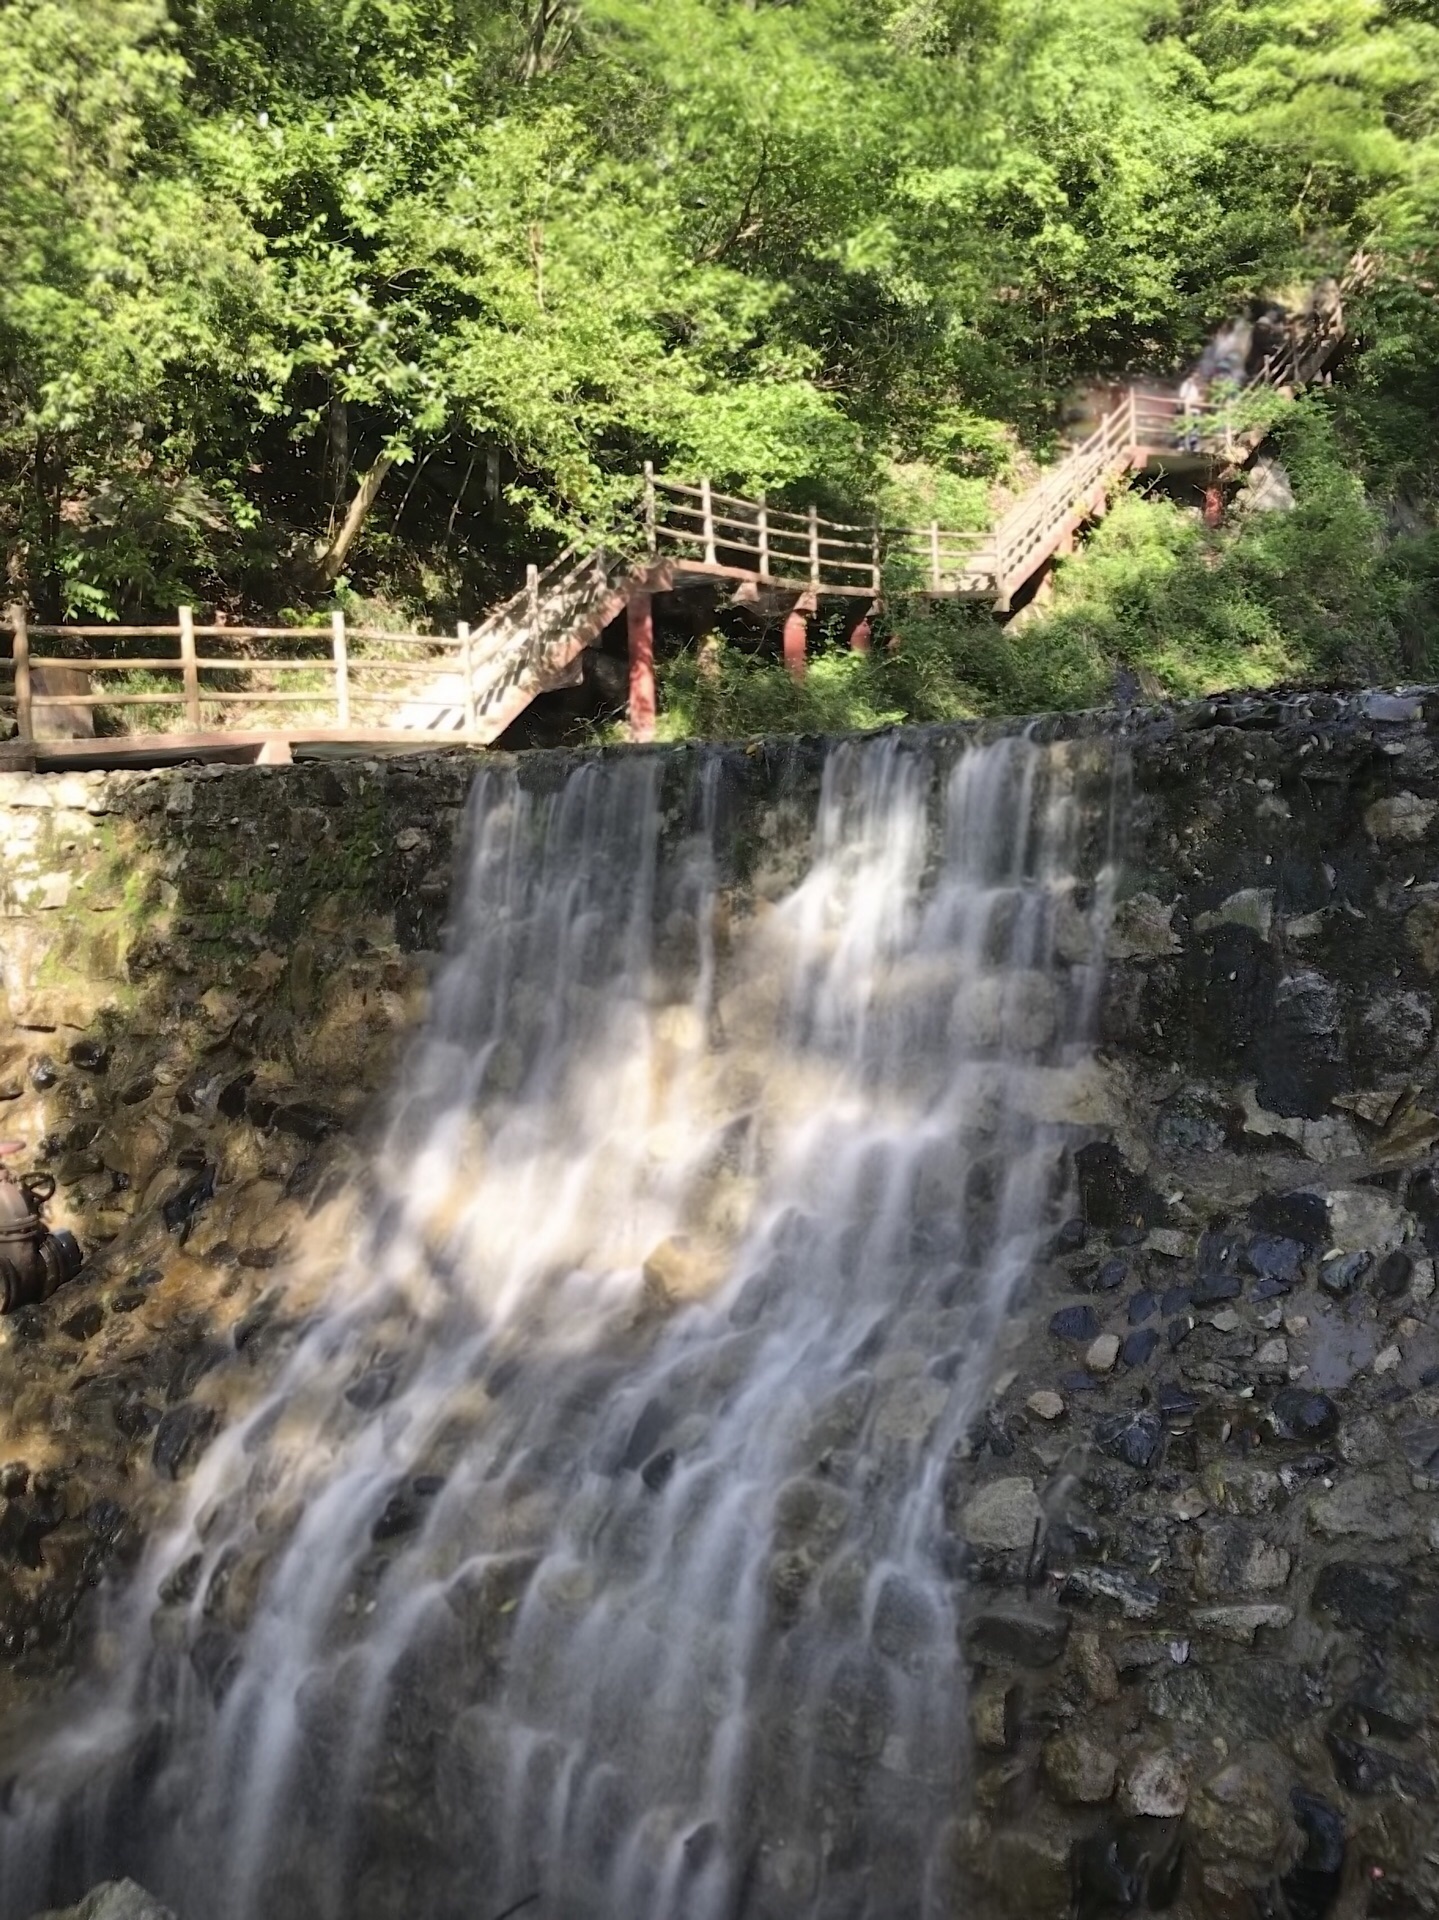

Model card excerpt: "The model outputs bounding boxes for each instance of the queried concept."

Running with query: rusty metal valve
[0,1164,82,1312]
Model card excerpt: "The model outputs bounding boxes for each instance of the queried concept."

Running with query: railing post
[8,604,31,742]
[871,523,882,597]
[929,522,941,592]
[178,606,200,728]
[783,594,812,682]
[808,505,820,589]
[758,495,770,579]
[702,479,717,567]
[527,564,540,630]
[627,590,656,743]
[331,610,350,727]
[458,621,477,736]
[643,462,657,555]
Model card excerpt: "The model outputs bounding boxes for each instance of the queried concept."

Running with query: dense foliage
[1,0,1436,715]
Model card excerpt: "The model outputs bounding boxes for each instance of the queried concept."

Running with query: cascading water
[1,729,1120,1920]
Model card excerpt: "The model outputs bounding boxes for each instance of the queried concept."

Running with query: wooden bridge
[0,287,1350,768]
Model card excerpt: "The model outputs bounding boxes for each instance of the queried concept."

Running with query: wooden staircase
[1,269,1361,767]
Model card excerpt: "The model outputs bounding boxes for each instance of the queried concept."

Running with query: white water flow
[1,731,1119,1920]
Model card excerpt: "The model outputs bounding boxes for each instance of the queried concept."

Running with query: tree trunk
[325,390,350,532]
[311,455,394,585]
[33,435,62,623]
[520,0,573,81]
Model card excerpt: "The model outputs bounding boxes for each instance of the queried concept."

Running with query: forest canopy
[1,0,1437,704]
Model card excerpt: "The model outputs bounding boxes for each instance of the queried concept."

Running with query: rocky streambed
[1,690,1439,1917]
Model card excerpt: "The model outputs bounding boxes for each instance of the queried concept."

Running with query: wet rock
[29,1056,59,1092]
[1048,1218,1088,1256]
[1260,970,1347,1117]
[963,1603,1070,1668]
[617,1399,670,1472]
[631,1443,674,1492]
[1041,1727,1116,1804]
[1268,1388,1339,1443]
[1074,1142,1160,1234]
[1273,1789,1345,1920]
[34,1883,176,1920]
[1365,791,1436,841]
[1338,1414,1388,1468]
[1070,1630,1120,1705]
[970,1678,1014,1752]
[1308,1477,1410,1542]
[1311,1562,1410,1635]
[371,1485,427,1542]
[1319,1249,1371,1298]
[1050,1304,1100,1342]
[1361,992,1434,1074]
[1188,1745,1301,1868]
[1373,1249,1413,1299]
[1154,1085,1229,1154]
[151,1403,218,1480]
[1327,1187,1407,1254]
[872,1375,949,1446]
[1145,1663,1216,1727]
[1085,1333,1119,1373]
[1192,1603,1295,1644]
[1094,1407,1162,1470]
[60,1300,104,1341]
[161,1163,215,1234]
[1069,1828,1144,1918]
[1119,1327,1159,1368]
[1325,1731,1436,1799]
[271,1102,337,1143]
[1060,1565,1161,1620]
[985,1826,1071,1919]
[871,1573,938,1669]
[1127,1289,1156,1324]
[773,1477,850,1556]
[1244,1234,1305,1285]
[1196,1523,1291,1596]
[1400,1422,1439,1477]
[67,1040,110,1074]
[960,1478,1043,1553]
[1249,1189,1328,1248]
[1119,1750,1189,1818]
[817,1652,891,1759]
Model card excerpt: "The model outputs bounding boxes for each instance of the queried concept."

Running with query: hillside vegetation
[2,0,1438,721]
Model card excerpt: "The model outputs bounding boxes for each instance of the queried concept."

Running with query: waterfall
[1,730,1120,1920]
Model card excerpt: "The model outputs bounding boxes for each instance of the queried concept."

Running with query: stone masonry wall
[953,689,1439,1920]
[5,694,1439,1918]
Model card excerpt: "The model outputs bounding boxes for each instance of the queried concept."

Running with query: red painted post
[627,590,656,742]
[848,601,877,654]
[783,594,813,681]
[1203,484,1224,529]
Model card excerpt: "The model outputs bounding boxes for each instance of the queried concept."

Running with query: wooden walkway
[0,285,1353,767]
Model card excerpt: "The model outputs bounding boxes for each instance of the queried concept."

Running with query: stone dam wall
[2,690,1439,1916]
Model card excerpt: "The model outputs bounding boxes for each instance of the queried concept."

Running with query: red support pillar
[783,592,815,682]
[847,601,878,654]
[627,589,656,743]
[1203,484,1225,529]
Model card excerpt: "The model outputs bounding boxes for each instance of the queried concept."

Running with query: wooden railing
[1,265,1365,755]
[646,473,882,598]
[2,606,489,744]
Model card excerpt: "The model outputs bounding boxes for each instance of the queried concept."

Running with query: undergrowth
[652,403,1439,741]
